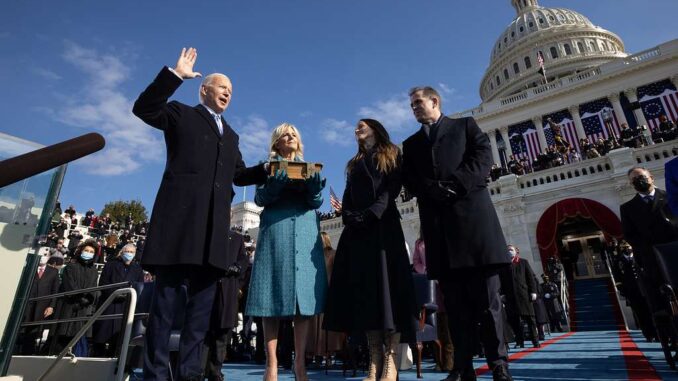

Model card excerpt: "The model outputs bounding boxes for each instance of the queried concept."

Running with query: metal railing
[18,282,141,381]
[559,271,571,330]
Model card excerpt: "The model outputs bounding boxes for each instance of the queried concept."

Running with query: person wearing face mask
[324,119,416,381]
[504,245,540,349]
[620,167,678,314]
[52,240,100,356]
[19,254,60,354]
[92,243,144,357]
[613,242,654,342]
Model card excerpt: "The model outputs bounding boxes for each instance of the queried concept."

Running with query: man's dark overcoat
[92,257,144,344]
[620,188,678,278]
[509,258,537,317]
[402,116,509,279]
[210,231,249,330]
[23,266,60,323]
[132,67,267,271]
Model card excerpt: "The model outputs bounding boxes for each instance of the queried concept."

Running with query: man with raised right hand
[133,47,268,381]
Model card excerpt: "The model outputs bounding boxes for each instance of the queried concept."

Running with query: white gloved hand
[544,293,551,299]
[531,293,537,301]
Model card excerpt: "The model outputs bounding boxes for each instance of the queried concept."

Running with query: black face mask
[632,176,651,193]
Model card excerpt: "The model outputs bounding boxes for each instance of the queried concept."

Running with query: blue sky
[1,0,677,216]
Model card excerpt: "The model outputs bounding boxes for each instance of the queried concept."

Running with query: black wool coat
[23,266,60,323]
[324,151,417,336]
[210,231,249,330]
[92,258,144,344]
[55,260,99,337]
[620,188,678,279]
[133,67,267,271]
[402,116,510,279]
[507,258,537,317]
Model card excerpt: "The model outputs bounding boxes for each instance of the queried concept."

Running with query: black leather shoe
[441,369,477,381]
[532,340,541,348]
[492,364,513,381]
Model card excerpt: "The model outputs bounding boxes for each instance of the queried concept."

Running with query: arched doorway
[536,198,623,280]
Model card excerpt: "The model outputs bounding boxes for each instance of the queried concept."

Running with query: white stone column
[569,105,587,141]
[624,88,648,127]
[500,127,513,158]
[608,93,629,127]
[533,116,548,150]
[488,130,501,165]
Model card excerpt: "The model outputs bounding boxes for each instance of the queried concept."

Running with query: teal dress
[245,158,327,317]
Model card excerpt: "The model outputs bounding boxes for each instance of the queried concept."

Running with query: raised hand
[173,47,202,79]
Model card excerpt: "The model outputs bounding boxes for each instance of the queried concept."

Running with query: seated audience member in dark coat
[203,230,249,381]
[505,245,540,348]
[92,243,144,357]
[20,254,60,354]
[53,240,100,356]
[620,166,678,312]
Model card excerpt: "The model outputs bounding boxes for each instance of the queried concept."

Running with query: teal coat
[245,159,327,317]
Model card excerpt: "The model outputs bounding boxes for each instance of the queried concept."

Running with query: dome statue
[480,0,627,102]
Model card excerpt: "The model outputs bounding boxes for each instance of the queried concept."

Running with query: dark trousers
[143,265,221,381]
[203,329,232,380]
[509,314,538,345]
[440,269,507,371]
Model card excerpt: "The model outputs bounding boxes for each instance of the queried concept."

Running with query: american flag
[537,51,547,82]
[509,120,541,162]
[542,110,581,152]
[579,98,621,140]
[637,79,678,131]
[329,186,342,211]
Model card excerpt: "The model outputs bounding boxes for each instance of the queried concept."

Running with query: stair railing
[559,271,571,329]
[604,255,631,330]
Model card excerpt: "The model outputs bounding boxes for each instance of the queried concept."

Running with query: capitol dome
[480,0,627,102]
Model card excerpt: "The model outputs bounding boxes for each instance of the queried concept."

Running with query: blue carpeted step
[572,278,620,331]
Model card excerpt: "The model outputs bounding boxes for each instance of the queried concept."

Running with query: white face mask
[39,256,48,266]
[508,249,517,258]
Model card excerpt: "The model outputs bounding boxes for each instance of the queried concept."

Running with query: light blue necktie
[213,114,223,135]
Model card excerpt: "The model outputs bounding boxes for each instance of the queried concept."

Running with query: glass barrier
[0,132,67,373]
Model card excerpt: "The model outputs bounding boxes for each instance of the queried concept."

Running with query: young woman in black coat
[324,118,416,381]
[53,239,100,356]
[92,243,144,357]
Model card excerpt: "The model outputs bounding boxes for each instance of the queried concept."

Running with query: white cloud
[357,93,413,133]
[42,41,164,176]
[438,82,457,95]
[319,118,354,146]
[32,67,62,81]
[231,115,271,163]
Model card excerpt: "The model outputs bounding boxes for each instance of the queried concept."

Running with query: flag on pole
[329,186,342,211]
[537,51,547,84]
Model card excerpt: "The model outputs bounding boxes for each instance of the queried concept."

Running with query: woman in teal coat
[246,123,327,381]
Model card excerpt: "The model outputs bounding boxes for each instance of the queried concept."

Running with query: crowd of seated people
[490,118,677,181]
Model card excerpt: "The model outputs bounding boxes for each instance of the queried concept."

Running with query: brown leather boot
[363,331,384,381]
[379,332,400,381]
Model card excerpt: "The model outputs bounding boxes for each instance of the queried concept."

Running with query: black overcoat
[402,116,509,279]
[92,258,144,344]
[55,260,99,337]
[508,258,537,317]
[620,188,678,278]
[324,151,417,336]
[210,231,249,330]
[23,266,60,323]
[132,67,267,271]
[541,281,562,318]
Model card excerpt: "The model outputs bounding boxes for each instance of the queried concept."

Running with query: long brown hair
[346,119,399,175]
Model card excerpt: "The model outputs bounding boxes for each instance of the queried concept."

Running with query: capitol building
[239,0,678,278]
